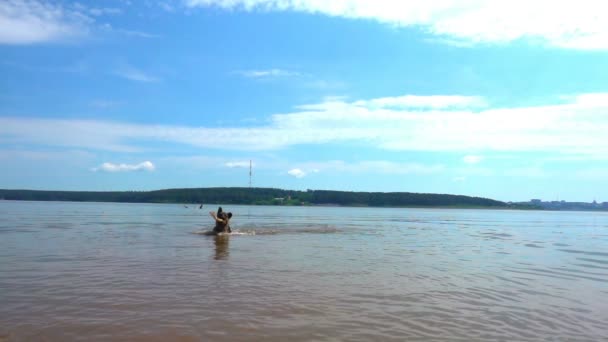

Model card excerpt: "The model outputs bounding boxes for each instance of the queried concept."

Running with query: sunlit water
[1,201,608,341]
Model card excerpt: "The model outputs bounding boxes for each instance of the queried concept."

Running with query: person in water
[209,206,232,234]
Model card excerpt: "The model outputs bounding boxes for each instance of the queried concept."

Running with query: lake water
[1,201,608,341]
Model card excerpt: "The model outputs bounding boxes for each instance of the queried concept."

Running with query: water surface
[1,201,608,341]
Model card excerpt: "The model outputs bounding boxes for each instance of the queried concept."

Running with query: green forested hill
[0,187,509,208]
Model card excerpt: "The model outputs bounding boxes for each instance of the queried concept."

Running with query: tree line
[0,187,515,208]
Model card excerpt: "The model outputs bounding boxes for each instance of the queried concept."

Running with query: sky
[2,0,608,202]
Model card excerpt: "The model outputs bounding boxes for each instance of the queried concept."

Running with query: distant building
[519,198,608,211]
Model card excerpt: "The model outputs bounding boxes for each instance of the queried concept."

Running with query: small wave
[577,257,608,265]
[558,249,608,257]
[481,232,513,238]
[192,225,341,236]
[234,229,277,235]
[506,266,608,283]
[191,230,256,236]
[228,231,255,236]
[574,263,608,271]
[292,227,341,234]
[230,227,341,235]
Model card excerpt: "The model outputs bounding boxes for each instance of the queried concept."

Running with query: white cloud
[574,93,608,106]
[88,7,122,16]
[236,68,300,78]
[353,95,486,109]
[225,161,252,168]
[114,28,161,39]
[186,0,608,50]
[463,155,483,164]
[0,1,155,45]
[301,160,444,175]
[287,168,306,178]
[98,22,161,39]
[0,0,91,44]
[114,65,160,82]
[92,161,155,172]
[3,93,608,157]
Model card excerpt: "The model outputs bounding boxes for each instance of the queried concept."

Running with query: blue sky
[2,0,608,202]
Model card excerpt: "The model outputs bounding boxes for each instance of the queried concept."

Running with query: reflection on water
[214,235,230,260]
[1,201,608,341]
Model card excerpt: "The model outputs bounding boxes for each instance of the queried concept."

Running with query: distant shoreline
[4,197,607,212]
[0,198,538,211]
[0,187,542,210]
[0,198,507,207]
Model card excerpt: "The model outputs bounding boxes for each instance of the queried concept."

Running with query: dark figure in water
[199,204,203,209]
[209,206,232,234]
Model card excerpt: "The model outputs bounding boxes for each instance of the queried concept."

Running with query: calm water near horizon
[1,201,608,341]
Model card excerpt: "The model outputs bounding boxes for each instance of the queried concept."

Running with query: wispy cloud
[117,29,161,38]
[1,60,88,73]
[305,79,347,90]
[161,155,227,169]
[0,0,91,44]
[186,0,608,50]
[0,1,160,45]
[90,100,122,109]
[299,160,444,175]
[3,93,608,157]
[354,95,487,110]
[92,161,155,172]
[0,117,142,152]
[114,65,160,83]
[169,157,440,177]
[100,23,161,39]
[0,148,94,161]
[235,68,300,78]
[158,2,175,13]
[576,167,608,180]
[225,161,252,168]
[503,166,546,178]
[463,155,483,164]
[88,7,122,16]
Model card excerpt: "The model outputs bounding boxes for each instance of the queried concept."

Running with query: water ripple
[1,202,608,341]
